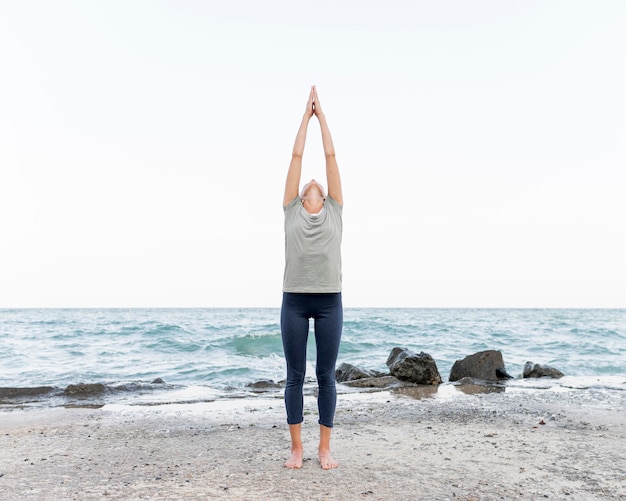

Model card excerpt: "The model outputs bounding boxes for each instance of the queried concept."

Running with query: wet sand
[1,385,625,500]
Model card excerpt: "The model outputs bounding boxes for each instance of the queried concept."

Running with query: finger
[312,86,321,113]
[305,87,315,114]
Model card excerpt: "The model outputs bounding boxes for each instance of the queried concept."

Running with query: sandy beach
[1,385,625,501]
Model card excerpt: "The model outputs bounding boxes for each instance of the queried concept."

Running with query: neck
[303,199,324,214]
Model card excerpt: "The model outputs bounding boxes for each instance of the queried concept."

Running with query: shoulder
[283,197,301,212]
[326,196,343,213]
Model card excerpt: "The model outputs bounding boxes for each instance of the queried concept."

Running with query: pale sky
[1,1,625,308]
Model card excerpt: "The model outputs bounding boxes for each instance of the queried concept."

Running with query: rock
[335,362,386,383]
[342,375,404,389]
[63,383,107,396]
[523,361,564,379]
[495,367,514,379]
[386,347,442,385]
[0,387,55,399]
[247,379,283,391]
[449,350,510,382]
[152,378,166,384]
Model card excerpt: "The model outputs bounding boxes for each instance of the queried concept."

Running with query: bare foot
[285,447,303,469]
[318,449,338,470]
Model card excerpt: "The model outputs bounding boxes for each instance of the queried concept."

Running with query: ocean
[1,308,624,410]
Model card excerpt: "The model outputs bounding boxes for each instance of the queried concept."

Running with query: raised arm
[283,87,315,207]
[312,86,343,206]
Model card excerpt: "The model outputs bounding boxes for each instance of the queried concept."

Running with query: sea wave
[1,308,624,397]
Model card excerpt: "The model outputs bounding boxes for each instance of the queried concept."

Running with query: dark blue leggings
[280,292,343,428]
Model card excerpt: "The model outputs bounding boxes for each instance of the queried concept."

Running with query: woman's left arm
[313,87,343,206]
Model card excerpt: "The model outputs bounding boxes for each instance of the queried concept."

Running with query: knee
[316,368,336,388]
[286,368,306,387]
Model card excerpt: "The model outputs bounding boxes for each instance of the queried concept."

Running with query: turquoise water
[1,308,624,406]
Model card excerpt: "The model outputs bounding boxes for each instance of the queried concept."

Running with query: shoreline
[2,373,624,411]
[1,387,625,500]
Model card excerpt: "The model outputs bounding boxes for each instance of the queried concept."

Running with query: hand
[312,85,324,117]
[304,86,315,118]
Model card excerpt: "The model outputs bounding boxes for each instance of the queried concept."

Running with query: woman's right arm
[283,88,315,207]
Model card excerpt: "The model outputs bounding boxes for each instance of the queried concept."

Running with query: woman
[281,86,343,470]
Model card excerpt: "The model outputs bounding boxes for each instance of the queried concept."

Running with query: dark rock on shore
[449,350,510,382]
[342,375,405,389]
[247,379,283,391]
[335,362,386,383]
[0,387,55,401]
[496,367,514,379]
[523,361,564,379]
[64,383,107,396]
[386,347,442,385]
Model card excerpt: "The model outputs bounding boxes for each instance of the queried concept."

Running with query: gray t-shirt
[282,196,343,293]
